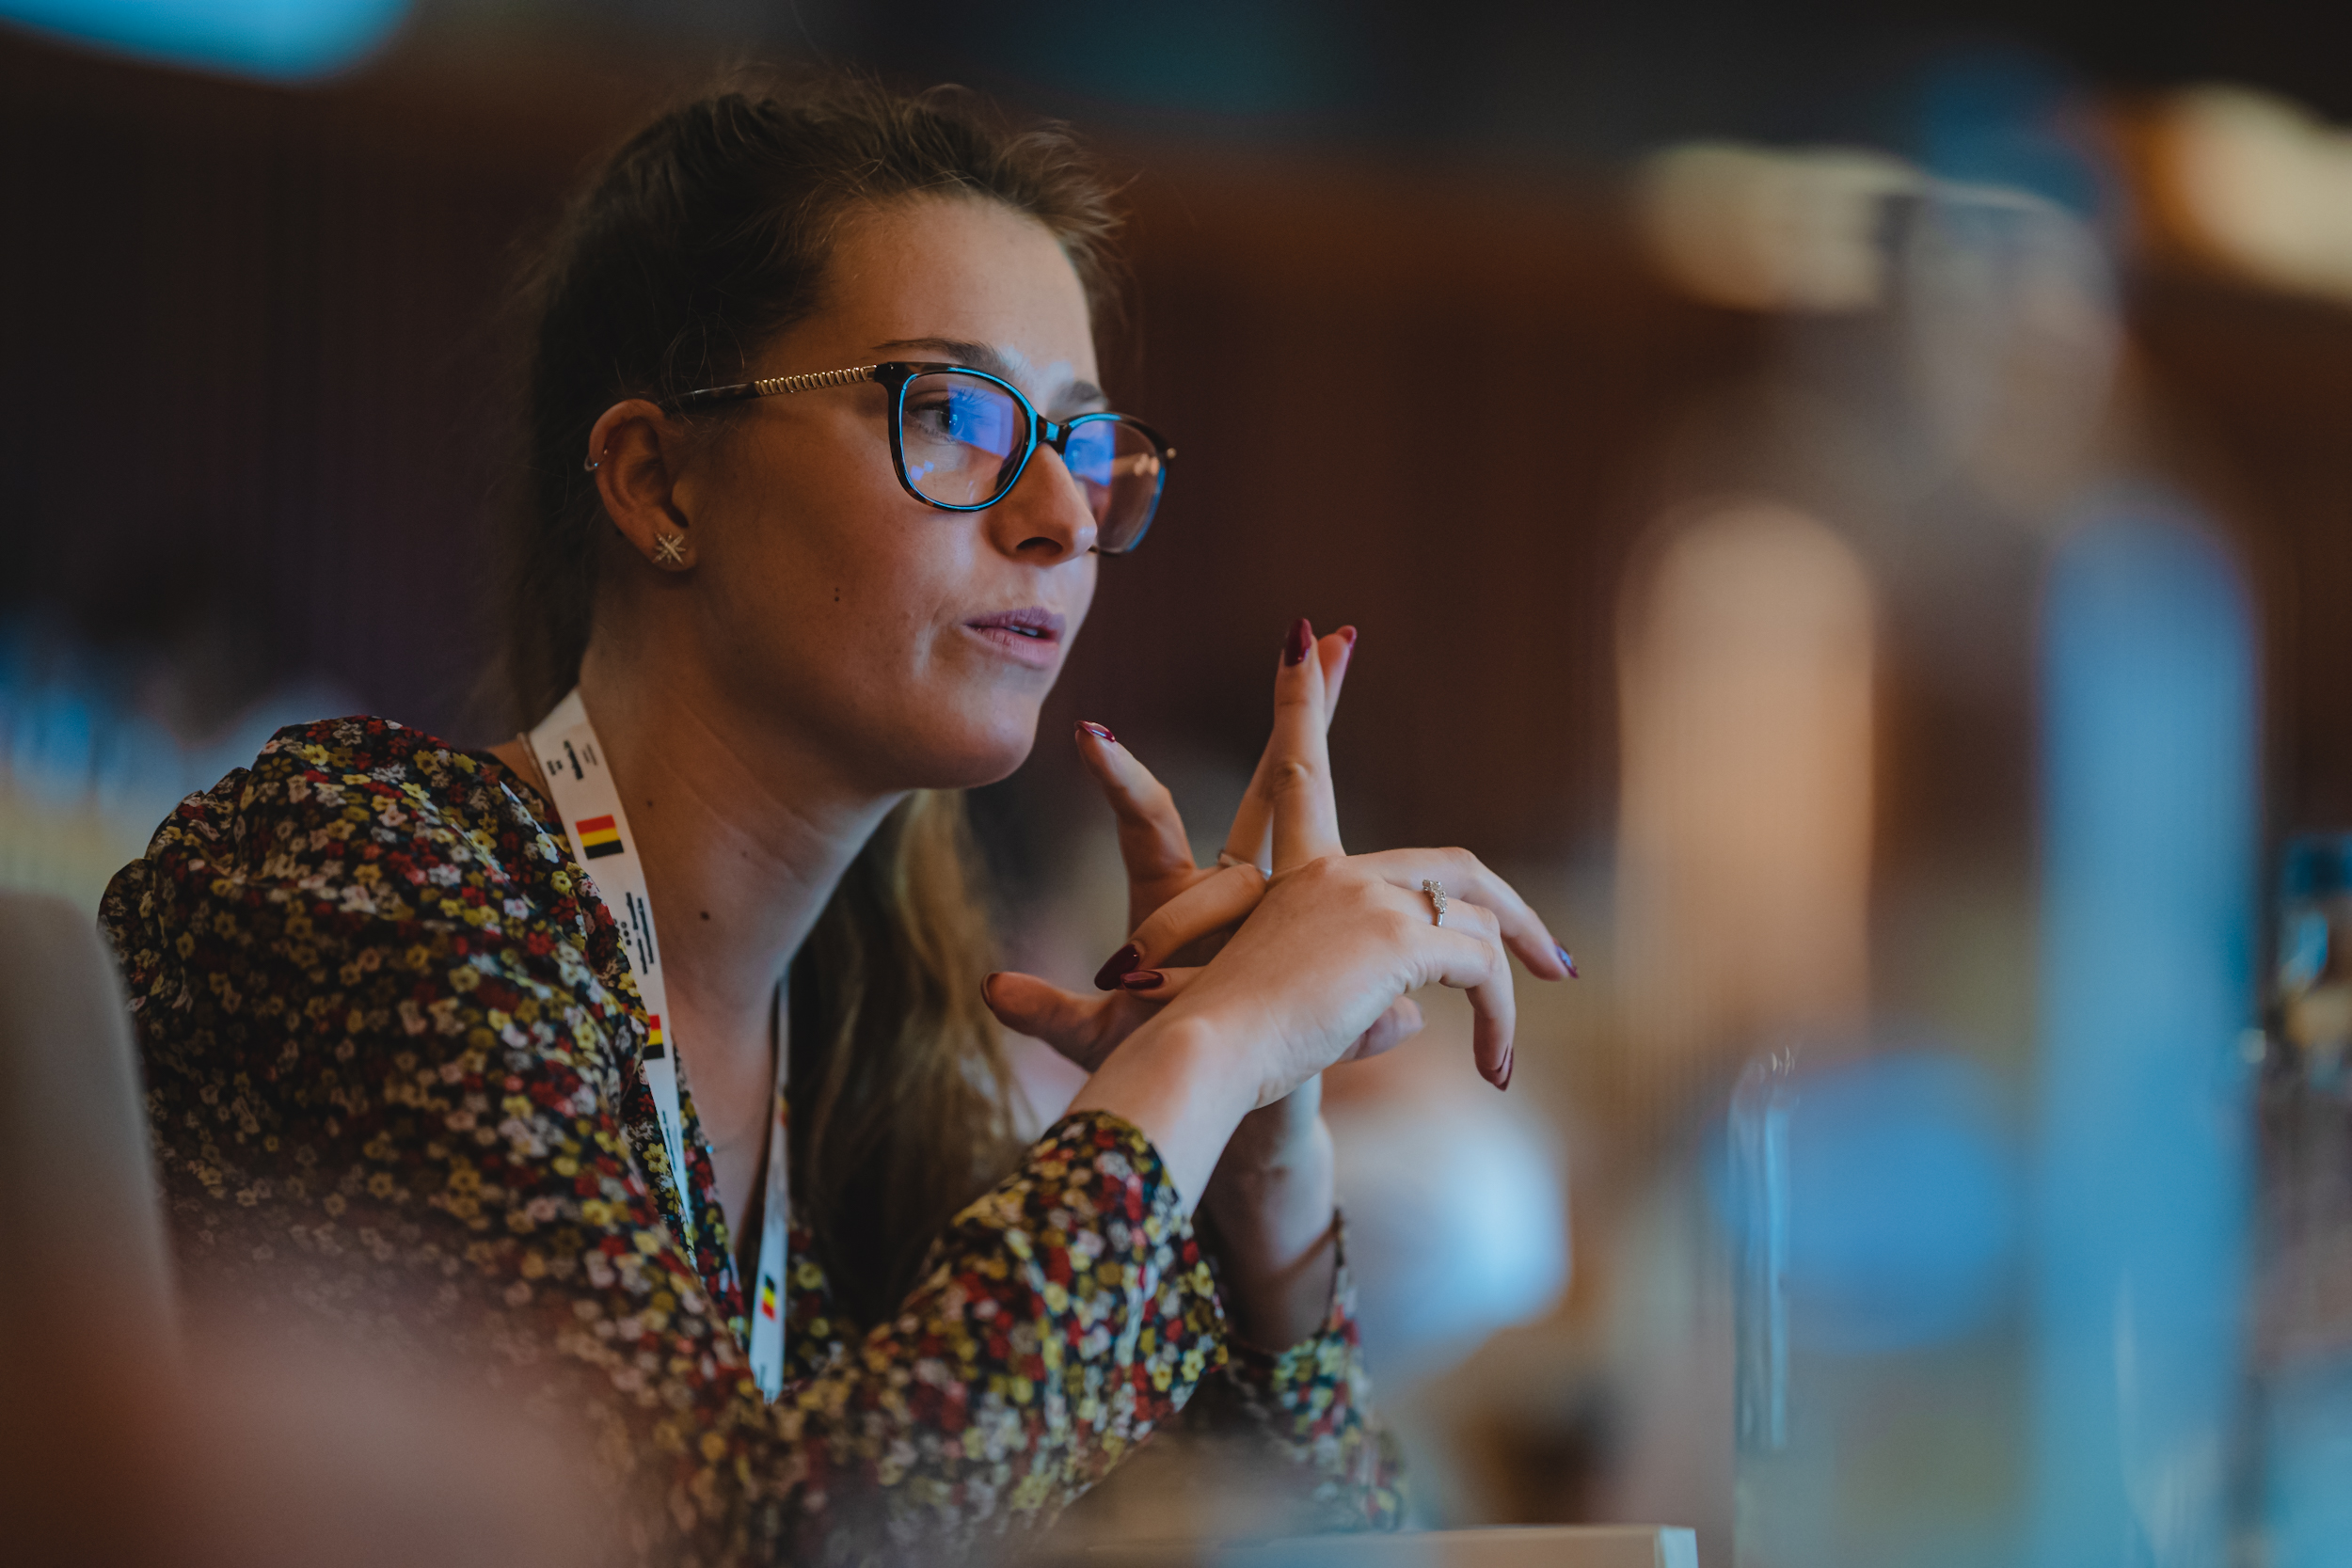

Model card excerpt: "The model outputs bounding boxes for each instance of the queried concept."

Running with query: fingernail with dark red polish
[1078,721,1117,744]
[1557,945,1580,978]
[1283,618,1314,667]
[981,973,1000,1003]
[1337,625,1358,647]
[1120,969,1167,992]
[1093,942,1141,991]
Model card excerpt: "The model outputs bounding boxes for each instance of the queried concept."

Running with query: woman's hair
[501,70,1123,1320]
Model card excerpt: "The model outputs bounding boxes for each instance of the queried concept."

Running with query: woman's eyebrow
[870,337,1106,409]
[871,337,1014,377]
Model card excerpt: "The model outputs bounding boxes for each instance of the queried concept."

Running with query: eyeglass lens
[898,371,1163,550]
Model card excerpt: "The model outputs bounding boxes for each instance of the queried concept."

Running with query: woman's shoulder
[103,714,596,960]
[141,713,550,878]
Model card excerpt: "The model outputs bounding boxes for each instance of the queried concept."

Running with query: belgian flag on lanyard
[575,815,624,859]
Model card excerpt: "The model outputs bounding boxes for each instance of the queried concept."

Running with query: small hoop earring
[651,531,689,568]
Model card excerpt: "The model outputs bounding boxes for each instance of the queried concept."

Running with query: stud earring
[651,531,689,568]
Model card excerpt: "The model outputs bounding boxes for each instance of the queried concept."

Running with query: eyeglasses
[668,361,1175,555]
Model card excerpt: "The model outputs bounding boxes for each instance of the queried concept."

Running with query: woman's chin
[887,716,1040,792]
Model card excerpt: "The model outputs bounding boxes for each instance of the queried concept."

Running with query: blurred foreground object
[1059,1523,1698,1567]
[1709,497,2261,1568]
[1615,502,1875,1079]
[0,0,407,79]
[2029,496,2256,1568]
[2255,836,2352,1566]
[1728,1048,2021,1568]
[0,889,174,1358]
[1624,110,2276,1564]
[1634,145,1918,313]
[0,889,614,1567]
[2145,87,2352,306]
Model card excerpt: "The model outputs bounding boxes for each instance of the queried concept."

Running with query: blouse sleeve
[1040,1217,1406,1547]
[100,731,1239,1565]
[1197,1219,1406,1532]
[761,1112,1228,1560]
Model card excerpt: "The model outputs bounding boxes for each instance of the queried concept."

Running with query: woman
[100,74,1573,1564]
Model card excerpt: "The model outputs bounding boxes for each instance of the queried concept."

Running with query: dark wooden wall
[0,39,629,732]
[1052,158,1763,857]
[2130,280,2352,836]
[6,28,2350,869]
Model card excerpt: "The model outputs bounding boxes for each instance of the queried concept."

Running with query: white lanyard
[527,689,793,1400]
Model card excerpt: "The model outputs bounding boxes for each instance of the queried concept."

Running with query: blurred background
[8,2,2352,1564]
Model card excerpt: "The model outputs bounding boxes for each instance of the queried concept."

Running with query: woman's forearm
[1072,1018,1341,1350]
[1067,1013,1261,1212]
[1198,1093,1340,1351]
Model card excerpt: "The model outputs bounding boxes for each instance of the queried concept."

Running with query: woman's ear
[585,399,697,572]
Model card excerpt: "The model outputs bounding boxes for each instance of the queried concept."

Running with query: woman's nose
[986,446,1098,562]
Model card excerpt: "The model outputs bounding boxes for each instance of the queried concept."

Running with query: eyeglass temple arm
[670,364,882,409]
[748,364,880,397]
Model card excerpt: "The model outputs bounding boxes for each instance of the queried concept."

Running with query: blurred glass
[2256,835,2352,1564]
[2030,500,2256,1568]
[1632,93,2275,1562]
[1729,1046,2023,1568]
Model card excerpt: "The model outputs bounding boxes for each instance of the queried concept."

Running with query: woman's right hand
[1067,613,1573,1204]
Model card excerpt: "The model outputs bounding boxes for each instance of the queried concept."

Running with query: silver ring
[1422,879,1448,927]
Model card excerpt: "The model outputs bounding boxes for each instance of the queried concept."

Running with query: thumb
[983,971,1120,1070]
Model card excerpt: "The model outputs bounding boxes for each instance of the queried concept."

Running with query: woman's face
[663,195,1104,792]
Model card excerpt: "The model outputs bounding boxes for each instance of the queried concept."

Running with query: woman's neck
[493,640,902,1223]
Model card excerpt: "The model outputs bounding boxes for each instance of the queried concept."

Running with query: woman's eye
[910,392,1002,444]
[906,397,958,438]
[904,379,1022,460]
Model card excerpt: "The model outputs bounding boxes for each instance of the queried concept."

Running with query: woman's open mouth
[963,607,1066,668]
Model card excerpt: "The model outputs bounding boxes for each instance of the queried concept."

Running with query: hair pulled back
[506,70,1120,721]
[501,71,1124,1320]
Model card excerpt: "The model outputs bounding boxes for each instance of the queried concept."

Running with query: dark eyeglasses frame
[661,360,1175,555]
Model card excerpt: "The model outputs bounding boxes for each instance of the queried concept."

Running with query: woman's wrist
[1065,1012,1342,1349]
[1197,1078,1340,1349]
[1065,1010,1259,1213]
[1209,1070,1327,1177]
[1203,1148,1337,1297]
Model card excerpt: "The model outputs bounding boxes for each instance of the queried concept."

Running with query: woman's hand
[982,623,1418,1072]
[1093,624,1358,933]
[1136,844,1568,1098]
[985,618,1408,1351]
[1067,617,1575,1214]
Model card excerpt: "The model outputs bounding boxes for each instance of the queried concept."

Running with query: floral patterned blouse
[99,716,1400,1564]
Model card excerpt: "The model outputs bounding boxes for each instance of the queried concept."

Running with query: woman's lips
[963,608,1066,669]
